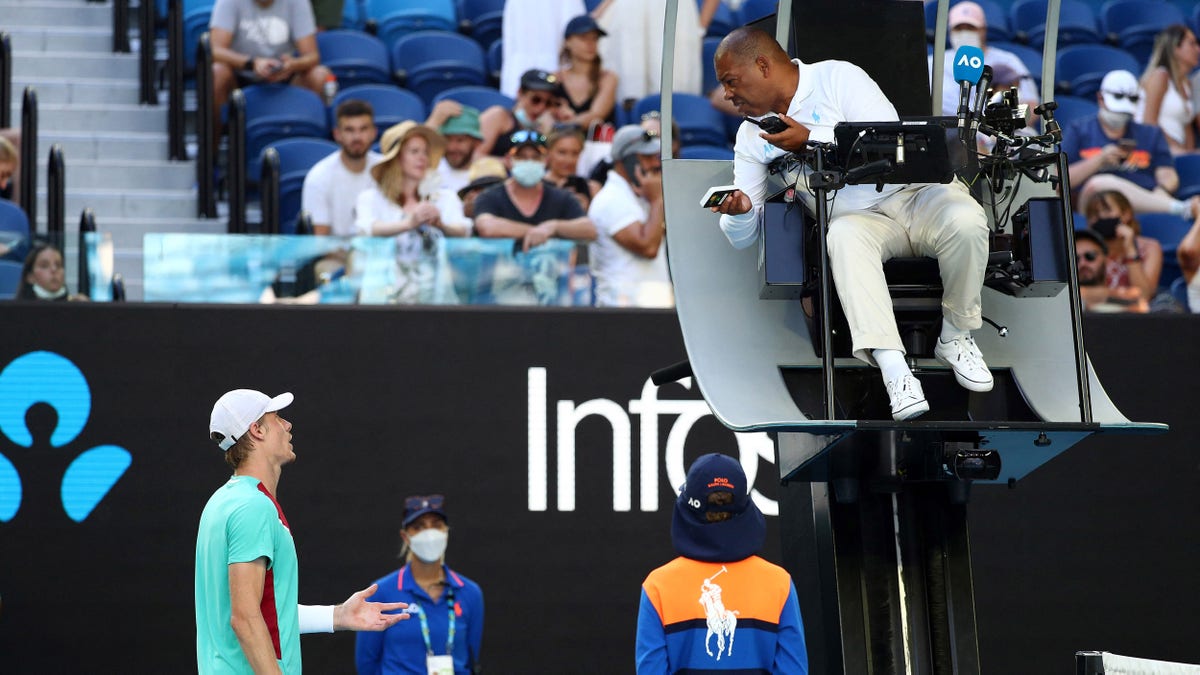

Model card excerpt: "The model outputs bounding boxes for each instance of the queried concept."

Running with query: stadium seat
[925,0,1012,44]
[457,0,504,51]
[1054,44,1140,97]
[702,37,722,95]
[0,198,31,238]
[634,93,728,147]
[317,30,391,89]
[182,1,214,72]
[342,0,366,30]
[738,0,778,24]
[1169,276,1191,311]
[1175,155,1200,200]
[261,137,339,234]
[706,2,739,39]
[1010,0,1101,47]
[486,39,502,85]
[678,144,734,160]
[1099,0,1185,56]
[0,260,22,297]
[390,30,487,104]
[431,85,513,112]
[989,41,1044,86]
[1051,94,1099,129]
[240,85,329,180]
[330,83,426,130]
[1137,212,1192,250]
[367,0,458,47]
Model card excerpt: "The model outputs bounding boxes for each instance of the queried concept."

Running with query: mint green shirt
[195,475,300,674]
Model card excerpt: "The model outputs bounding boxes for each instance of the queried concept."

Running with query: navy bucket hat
[671,453,766,562]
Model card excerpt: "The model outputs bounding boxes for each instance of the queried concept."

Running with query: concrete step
[4,25,114,52]
[36,187,200,219]
[36,158,195,190]
[12,76,140,105]
[30,103,167,134]
[11,50,138,80]
[37,130,171,162]
[1,2,114,28]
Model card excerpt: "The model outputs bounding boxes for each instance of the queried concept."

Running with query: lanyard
[412,585,456,656]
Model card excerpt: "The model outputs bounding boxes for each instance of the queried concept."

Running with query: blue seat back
[702,36,723,96]
[1169,276,1191,311]
[1052,94,1099,130]
[262,137,339,233]
[390,30,487,103]
[1055,44,1140,97]
[634,93,728,148]
[0,199,31,237]
[0,259,22,297]
[1137,212,1192,249]
[182,3,214,71]
[331,83,427,130]
[1100,0,1185,43]
[1011,0,1101,47]
[989,41,1044,86]
[678,144,734,161]
[431,85,513,112]
[342,0,366,30]
[738,0,778,24]
[241,85,329,177]
[458,0,505,50]
[486,38,503,83]
[1175,154,1200,200]
[706,2,738,39]
[367,0,458,45]
[316,30,391,88]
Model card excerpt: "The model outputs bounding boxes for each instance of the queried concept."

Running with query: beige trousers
[825,181,989,364]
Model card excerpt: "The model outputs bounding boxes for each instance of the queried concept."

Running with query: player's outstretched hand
[334,584,409,631]
[760,113,811,153]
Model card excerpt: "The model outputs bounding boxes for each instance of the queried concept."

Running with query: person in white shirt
[709,27,993,421]
[588,125,672,308]
[302,99,382,236]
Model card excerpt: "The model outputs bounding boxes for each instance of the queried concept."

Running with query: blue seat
[1054,44,1140,97]
[989,41,1044,86]
[457,0,504,51]
[678,144,734,161]
[316,30,391,88]
[706,2,738,39]
[738,0,778,24]
[342,0,366,30]
[486,38,502,84]
[1052,94,1099,129]
[634,92,728,148]
[1136,212,1192,250]
[1174,154,1200,200]
[1169,276,1191,311]
[330,83,426,130]
[390,30,487,104]
[241,85,329,180]
[702,36,722,95]
[1099,0,1185,53]
[367,0,457,46]
[431,85,513,112]
[182,1,214,72]
[925,0,1012,44]
[1010,0,1101,47]
[262,137,339,234]
[0,198,30,238]
[0,259,22,297]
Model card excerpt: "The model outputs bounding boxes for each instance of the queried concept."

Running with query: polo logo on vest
[525,367,777,515]
[701,566,738,661]
[0,351,131,522]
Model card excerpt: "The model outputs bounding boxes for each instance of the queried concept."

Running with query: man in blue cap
[635,453,808,673]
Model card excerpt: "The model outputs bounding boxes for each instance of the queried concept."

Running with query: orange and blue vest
[636,556,807,674]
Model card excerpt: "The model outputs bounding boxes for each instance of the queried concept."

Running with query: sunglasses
[510,129,547,147]
[527,94,556,107]
[404,494,445,512]
[1079,250,1102,262]
[640,110,662,122]
[1104,91,1140,103]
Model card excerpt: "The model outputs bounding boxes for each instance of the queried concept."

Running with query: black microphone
[952,46,985,142]
[969,65,993,137]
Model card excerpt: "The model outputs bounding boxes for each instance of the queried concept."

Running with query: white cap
[1099,70,1140,115]
[209,389,293,451]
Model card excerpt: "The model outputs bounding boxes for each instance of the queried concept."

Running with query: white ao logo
[956,53,983,70]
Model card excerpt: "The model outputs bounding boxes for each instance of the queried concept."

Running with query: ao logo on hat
[0,351,131,523]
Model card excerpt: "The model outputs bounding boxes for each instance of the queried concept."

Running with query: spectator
[928,2,1038,123]
[355,495,484,675]
[302,99,381,236]
[588,125,672,308]
[457,157,508,220]
[14,242,88,302]
[589,112,678,186]
[544,126,598,210]
[0,135,18,205]
[635,453,808,673]
[1075,229,1147,312]
[355,122,467,303]
[1083,189,1164,303]
[500,0,586,98]
[1178,211,1200,312]
[426,102,484,197]
[1064,70,1198,218]
[1138,24,1200,156]
[592,0,722,103]
[473,130,596,251]
[555,15,619,133]
[479,70,567,158]
[208,0,333,136]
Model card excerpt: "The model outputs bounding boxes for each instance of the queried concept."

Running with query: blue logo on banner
[0,351,131,522]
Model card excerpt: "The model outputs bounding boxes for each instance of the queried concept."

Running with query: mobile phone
[700,184,740,208]
[1117,138,1137,150]
[744,115,788,135]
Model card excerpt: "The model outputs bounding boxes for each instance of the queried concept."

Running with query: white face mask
[408,528,449,563]
[1098,108,1133,130]
[949,29,983,50]
[511,159,546,187]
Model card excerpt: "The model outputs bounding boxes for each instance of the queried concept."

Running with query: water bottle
[322,74,338,105]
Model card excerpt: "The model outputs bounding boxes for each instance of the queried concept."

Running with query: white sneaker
[934,334,994,392]
[885,374,929,421]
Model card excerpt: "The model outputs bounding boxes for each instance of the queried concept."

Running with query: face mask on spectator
[512,160,546,187]
[515,108,534,128]
[33,284,67,300]
[1098,108,1133,129]
[408,528,448,563]
[949,29,982,50]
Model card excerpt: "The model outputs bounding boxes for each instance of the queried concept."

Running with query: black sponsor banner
[0,305,1196,673]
